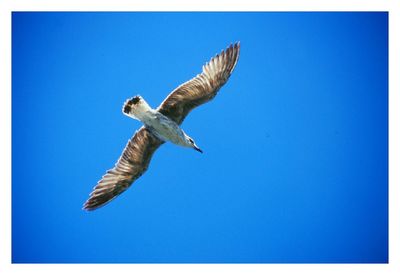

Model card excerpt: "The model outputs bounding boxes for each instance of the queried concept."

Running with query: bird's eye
[189,138,194,144]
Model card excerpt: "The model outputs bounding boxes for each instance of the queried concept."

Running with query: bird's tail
[122,95,153,121]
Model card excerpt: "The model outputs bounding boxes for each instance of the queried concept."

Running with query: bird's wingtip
[82,203,91,211]
[231,41,240,48]
[82,203,99,211]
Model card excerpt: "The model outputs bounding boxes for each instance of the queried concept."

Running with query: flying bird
[83,42,240,210]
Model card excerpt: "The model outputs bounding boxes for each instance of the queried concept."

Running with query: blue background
[12,12,388,263]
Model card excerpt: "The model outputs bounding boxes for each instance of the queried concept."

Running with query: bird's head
[184,135,203,153]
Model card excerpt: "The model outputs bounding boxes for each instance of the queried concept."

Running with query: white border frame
[1,1,398,275]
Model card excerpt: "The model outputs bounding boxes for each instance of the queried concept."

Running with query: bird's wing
[83,127,164,211]
[157,42,240,125]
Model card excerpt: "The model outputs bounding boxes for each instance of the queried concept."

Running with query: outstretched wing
[83,127,164,211]
[157,42,240,125]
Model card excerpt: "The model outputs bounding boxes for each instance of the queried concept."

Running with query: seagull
[83,42,240,211]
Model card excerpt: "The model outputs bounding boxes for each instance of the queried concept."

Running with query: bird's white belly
[142,111,187,146]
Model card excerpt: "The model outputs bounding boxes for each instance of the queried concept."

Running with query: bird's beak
[193,145,203,153]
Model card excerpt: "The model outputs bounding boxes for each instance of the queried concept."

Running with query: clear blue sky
[12,12,388,263]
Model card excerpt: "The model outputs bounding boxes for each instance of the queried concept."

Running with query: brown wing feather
[157,42,240,125]
[83,127,164,211]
